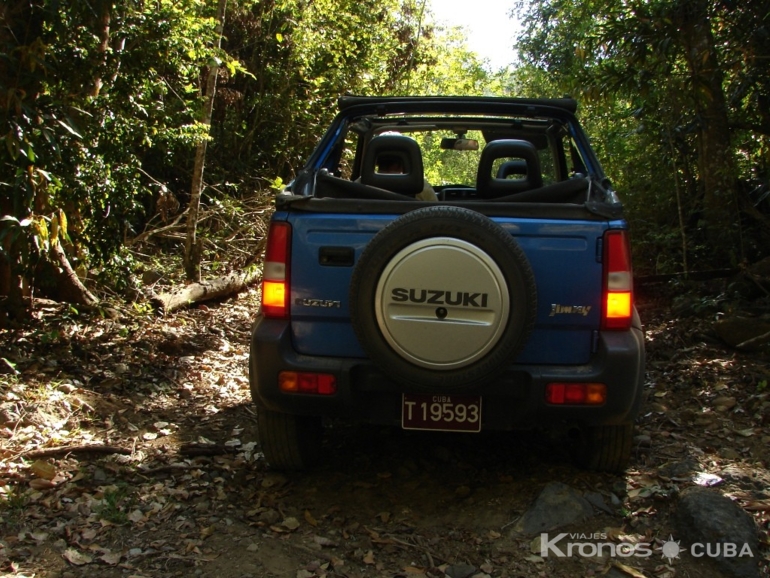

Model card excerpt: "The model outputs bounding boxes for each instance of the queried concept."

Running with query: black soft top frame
[338,95,579,115]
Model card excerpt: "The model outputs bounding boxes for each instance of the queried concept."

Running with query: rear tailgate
[286,211,610,365]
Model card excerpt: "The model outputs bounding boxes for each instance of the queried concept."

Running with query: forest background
[1,0,769,320]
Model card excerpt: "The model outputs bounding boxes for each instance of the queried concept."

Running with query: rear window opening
[310,113,601,205]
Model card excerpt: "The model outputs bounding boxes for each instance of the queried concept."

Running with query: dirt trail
[0,290,768,577]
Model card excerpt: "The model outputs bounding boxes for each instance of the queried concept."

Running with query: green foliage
[513,0,770,274]
[95,484,133,525]
[0,484,29,527]
[1,0,498,308]
[1,0,226,291]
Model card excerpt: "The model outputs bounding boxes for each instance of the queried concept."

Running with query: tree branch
[23,444,132,459]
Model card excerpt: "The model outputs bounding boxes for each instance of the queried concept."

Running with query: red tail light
[279,371,337,395]
[261,222,291,319]
[602,230,633,330]
[546,382,607,405]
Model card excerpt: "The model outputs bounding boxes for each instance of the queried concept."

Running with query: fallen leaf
[270,525,289,534]
[712,396,737,411]
[31,460,57,480]
[100,551,122,565]
[282,517,300,531]
[612,561,649,577]
[200,525,215,538]
[313,535,338,548]
[29,479,56,490]
[304,510,318,527]
[63,548,92,566]
[530,535,542,554]
[363,550,375,565]
[743,500,770,512]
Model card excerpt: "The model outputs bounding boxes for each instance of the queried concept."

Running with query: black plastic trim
[249,317,645,430]
[275,194,611,221]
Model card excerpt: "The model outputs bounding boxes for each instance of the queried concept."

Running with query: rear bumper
[249,316,645,430]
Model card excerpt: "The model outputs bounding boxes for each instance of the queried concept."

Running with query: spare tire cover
[350,206,537,390]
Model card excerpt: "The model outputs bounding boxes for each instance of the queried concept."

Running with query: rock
[659,458,699,479]
[512,482,594,536]
[584,491,613,514]
[674,487,760,578]
[715,317,770,352]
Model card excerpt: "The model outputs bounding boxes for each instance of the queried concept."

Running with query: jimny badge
[549,304,592,317]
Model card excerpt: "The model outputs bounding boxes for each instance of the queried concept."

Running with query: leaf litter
[0,287,768,577]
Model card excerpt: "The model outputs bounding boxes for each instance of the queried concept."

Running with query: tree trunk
[677,0,740,259]
[89,0,112,97]
[151,267,259,313]
[184,0,228,282]
[45,242,99,307]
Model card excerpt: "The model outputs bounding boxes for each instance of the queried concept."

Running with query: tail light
[279,371,337,395]
[546,382,607,405]
[261,221,291,319]
[602,230,633,330]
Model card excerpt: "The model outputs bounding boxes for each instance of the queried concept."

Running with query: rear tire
[256,403,323,470]
[574,423,633,473]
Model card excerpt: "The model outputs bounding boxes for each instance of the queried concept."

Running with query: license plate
[402,393,482,432]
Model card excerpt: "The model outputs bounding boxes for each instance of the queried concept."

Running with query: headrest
[361,135,424,196]
[476,140,543,199]
[496,160,528,179]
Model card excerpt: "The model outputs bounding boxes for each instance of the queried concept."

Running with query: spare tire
[350,206,537,390]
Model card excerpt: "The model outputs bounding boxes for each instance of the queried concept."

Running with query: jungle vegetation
[1,0,769,322]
